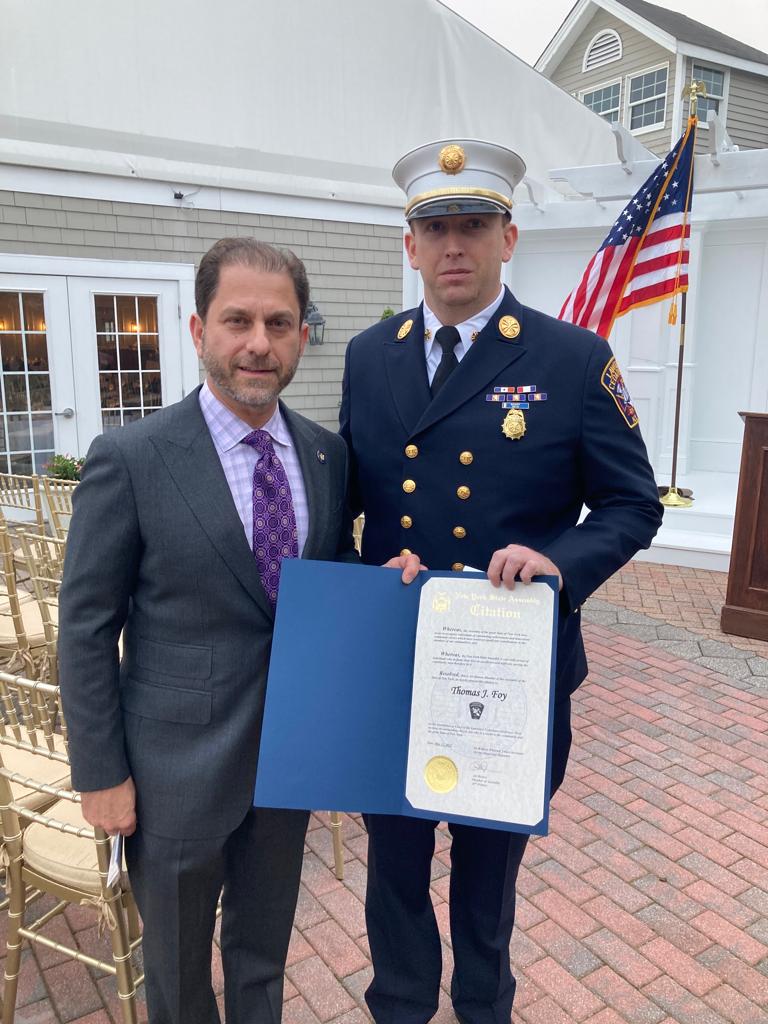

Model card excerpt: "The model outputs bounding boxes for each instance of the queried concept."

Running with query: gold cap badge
[501,408,526,440]
[438,144,466,175]
[397,319,413,340]
[499,315,521,340]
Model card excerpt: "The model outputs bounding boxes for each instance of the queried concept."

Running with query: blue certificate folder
[254,560,559,835]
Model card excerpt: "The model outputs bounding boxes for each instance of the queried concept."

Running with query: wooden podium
[721,412,768,641]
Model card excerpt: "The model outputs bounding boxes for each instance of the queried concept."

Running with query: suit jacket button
[403,479,416,493]
[457,486,470,500]
[459,451,473,465]
[405,444,419,458]
[401,548,412,557]
[401,516,413,528]
[452,562,464,572]
[453,526,466,539]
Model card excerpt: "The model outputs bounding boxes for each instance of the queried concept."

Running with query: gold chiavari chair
[0,671,70,913]
[0,672,142,1024]
[0,523,49,679]
[16,531,65,685]
[0,472,47,578]
[0,473,46,534]
[41,477,77,541]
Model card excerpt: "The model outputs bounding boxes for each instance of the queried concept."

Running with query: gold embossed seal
[498,315,521,339]
[425,756,459,793]
[501,408,526,440]
[397,319,414,340]
[439,144,466,175]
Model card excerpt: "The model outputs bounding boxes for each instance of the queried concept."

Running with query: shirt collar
[423,285,506,351]
[199,381,293,454]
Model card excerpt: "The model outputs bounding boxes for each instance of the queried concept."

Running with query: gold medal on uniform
[501,407,526,440]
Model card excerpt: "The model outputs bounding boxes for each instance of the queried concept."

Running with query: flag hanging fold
[559,117,696,339]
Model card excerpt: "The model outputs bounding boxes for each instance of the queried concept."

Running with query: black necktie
[431,326,461,397]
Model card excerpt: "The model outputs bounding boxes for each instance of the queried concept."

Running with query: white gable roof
[0,0,622,206]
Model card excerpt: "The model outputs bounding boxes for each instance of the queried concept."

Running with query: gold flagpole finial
[683,80,707,122]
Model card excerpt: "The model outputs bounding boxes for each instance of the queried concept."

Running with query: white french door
[68,277,184,447]
[0,275,78,474]
[0,257,196,466]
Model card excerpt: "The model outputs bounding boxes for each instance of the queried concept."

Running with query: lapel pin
[498,315,521,340]
[397,318,413,340]
[316,450,326,463]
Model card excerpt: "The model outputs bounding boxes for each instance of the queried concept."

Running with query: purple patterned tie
[241,429,299,605]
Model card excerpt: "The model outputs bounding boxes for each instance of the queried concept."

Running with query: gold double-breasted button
[457,486,470,500]
[401,516,413,529]
[452,562,464,572]
[405,444,419,459]
[459,451,473,465]
[453,526,466,539]
[403,479,416,493]
[401,548,412,557]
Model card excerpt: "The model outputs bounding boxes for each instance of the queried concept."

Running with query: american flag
[559,117,696,338]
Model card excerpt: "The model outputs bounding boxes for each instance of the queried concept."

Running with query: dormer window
[583,30,622,72]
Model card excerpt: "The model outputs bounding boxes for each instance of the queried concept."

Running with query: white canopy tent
[0,0,622,204]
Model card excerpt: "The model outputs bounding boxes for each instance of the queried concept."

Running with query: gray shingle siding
[0,190,404,431]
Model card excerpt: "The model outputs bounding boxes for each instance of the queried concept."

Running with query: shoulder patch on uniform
[601,356,638,429]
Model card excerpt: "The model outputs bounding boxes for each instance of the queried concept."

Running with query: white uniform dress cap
[393,139,526,220]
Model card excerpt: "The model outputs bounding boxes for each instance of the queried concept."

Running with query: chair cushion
[22,798,105,895]
[2,738,70,811]
[0,598,57,650]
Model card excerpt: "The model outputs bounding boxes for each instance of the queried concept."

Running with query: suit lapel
[412,289,528,437]
[383,308,432,435]
[281,403,328,560]
[150,390,274,619]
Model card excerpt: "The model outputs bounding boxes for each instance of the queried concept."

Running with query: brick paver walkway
[3,563,767,1023]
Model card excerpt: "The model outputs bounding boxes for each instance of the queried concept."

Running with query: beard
[199,332,300,410]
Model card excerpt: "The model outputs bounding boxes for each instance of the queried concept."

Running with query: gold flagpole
[659,80,705,509]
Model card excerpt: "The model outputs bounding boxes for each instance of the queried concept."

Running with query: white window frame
[579,77,622,124]
[691,61,729,129]
[582,29,622,72]
[625,62,669,136]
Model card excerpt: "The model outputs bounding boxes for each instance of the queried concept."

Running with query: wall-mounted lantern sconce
[306,301,326,346]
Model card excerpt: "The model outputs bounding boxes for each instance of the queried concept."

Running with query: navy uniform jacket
[340,287,663,706]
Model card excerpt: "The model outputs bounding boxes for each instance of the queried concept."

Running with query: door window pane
[25,334,49,371]
[118,334,140,370]
[98,335,118,370]
[1,334,25,372]
[0,292,55,476]
[4,376,28,412]
[10,453,33,476]
[22,293,46,332]
[7,414,31,451]
[29,376,52,411]
[0,293,23,333]
[94,295,162,430]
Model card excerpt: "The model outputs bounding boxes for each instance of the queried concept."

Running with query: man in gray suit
[59,238,418,1024]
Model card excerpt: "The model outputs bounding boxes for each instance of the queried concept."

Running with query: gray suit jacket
[59,388,357,840]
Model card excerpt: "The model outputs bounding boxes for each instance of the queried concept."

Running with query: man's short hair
[195,238,310,322]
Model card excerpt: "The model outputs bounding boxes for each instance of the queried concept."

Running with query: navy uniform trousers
[340,288,662,1024]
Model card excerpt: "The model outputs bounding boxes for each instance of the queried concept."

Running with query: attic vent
[583,30,622,72]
